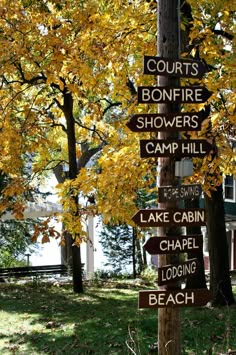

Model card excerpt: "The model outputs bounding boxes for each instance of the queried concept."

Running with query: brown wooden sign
[143,56,208,78]
[157,258,200,286]
[126,107,210,132]
[144,235,203,255]
[132,208,206,227]
[138,289,212,309]
[140,139,212,158]
[158,184,202,203]
[137,86,212,104]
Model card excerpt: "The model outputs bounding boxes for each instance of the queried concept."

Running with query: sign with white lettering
[143,56,207,78]
[158,184,202,202]
[157,258,199,286]
[132,208,206,227]
[126,108,209,132]
[140,139,212,158]
[144,235,203,255]
[137,86,212,104]
[138,289,212,308]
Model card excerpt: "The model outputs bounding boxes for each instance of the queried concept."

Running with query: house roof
[225,214,236,230]
[0,201,62,220]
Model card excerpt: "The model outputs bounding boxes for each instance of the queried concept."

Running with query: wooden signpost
[157,258,199,286]
[143,234,203,254]
[126,106,210,132]
[138,289,213,309]
[138,86,212,104]
[130,3,214,353]
[132,208,206,227]
[127,5,213,349]
[158,184,202,202]
[140,139,212,158]
[143,56,208,78]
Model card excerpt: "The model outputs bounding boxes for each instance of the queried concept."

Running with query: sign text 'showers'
[126,110,208,132]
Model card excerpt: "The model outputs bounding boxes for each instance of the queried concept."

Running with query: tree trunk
[204,185,235,306]
[54,107,102,292]
[136,238,144,274]
[53,165,73,269]
[64,90,83,293]
[142,235,147,267]
[185,198,207,289]
[132,227,137,278]
[60,230,72,268]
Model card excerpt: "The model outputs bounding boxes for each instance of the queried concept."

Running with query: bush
[0,250,28,268]
[140,266,157,284]
[93,269,133,281]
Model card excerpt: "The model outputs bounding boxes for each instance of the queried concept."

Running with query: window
[224,175,236,202]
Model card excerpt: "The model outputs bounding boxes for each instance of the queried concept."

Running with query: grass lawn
[0,280,235,354]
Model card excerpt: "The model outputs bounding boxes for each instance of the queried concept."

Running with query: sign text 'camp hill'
[132,208,206,227]
[140,139,212,158]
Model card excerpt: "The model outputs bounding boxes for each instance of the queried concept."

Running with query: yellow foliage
[0,0,235,239]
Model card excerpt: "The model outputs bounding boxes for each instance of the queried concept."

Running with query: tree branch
[77,143,103,171]
[212,29,234,41]
[47,109,67,133]
[102,99,122,116]
[13,62,45,85]
[74,118,107,144]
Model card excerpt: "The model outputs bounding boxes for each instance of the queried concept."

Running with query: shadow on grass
[0,282,157,354]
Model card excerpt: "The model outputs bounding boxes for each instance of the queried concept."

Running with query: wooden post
[132,227,137,278]
[157,1,181,353]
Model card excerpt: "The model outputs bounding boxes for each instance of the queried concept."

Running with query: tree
[0,219,39,267]
[184,198,207,289]
[99,223,133,274]
[205,185,235,305]
[185,0,235,305]
[0,0,234,300]
[0,0,156,292]
[0,170,41,267]
[99,223,147,276]
[181,1,207,290]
